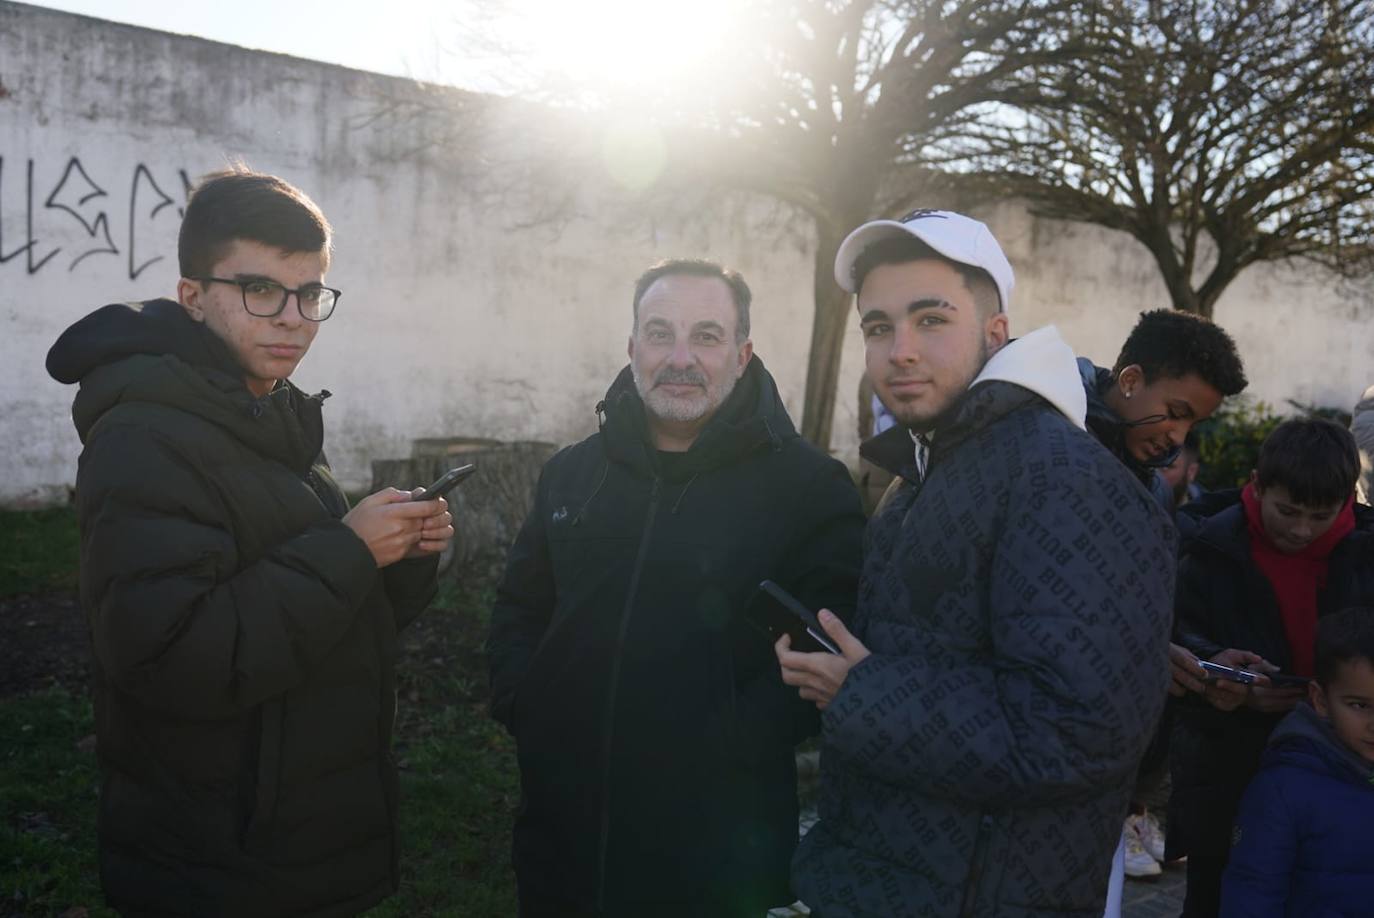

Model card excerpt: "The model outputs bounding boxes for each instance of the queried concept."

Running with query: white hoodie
[971,325,1087,430]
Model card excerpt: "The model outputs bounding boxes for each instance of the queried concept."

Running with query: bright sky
[29,0,742,95]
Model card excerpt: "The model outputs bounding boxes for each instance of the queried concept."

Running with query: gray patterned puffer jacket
[794,344,1176,917]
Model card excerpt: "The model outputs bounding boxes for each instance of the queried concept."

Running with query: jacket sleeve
[823,464,1176,805]
[737,457,866,746]
[384,556,440,631]
[1173,551,1227,662]
[487,462,556,730]
[1218,767,1296,918]
[79,424,379,720]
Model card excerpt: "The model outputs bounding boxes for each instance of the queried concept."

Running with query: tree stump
[370,439,558,581]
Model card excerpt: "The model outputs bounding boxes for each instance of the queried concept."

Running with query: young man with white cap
[775,210,1178,916]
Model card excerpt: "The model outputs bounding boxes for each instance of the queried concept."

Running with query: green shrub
[1194,398,1285,490]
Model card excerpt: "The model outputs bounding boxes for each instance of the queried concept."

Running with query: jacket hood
[597,355,796,480]
[47,299,243,386]
[972,326,1086,430]
[1078,357,1182,477]
[1354,383,1374,419]
[861,325,1085,477]
[1266,701,1374,787]
[48,298,328,474]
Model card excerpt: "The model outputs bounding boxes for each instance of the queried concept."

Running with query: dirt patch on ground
[0,592,90,698]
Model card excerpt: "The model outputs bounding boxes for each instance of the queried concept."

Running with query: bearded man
[487,259,864,918]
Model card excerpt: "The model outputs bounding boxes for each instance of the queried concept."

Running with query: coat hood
[971,325,1086,430]
[861,325,1085,476]
[1266,701,1374,787]
[47,298,328,474]
[47,298,242,387]
[596,355,796,480]
[1078,357,1183,475]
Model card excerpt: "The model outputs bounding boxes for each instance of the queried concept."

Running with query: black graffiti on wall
[0,156,191,279]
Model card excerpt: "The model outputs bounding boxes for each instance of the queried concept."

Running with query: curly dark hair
[1112,309,1247,397]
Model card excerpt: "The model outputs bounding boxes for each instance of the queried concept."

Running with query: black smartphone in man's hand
[748,580,840,655]
[415,464,476,501]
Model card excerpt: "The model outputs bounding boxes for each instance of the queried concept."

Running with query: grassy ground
[0,504,521,917]
[0,508,80,597]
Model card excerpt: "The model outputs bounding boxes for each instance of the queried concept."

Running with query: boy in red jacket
[1170,417,1374,916]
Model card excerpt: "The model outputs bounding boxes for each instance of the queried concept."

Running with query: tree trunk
[371,438,557,581]
[799,219,857,451]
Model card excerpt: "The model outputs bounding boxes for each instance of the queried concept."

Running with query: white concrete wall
[2,2,1371,508]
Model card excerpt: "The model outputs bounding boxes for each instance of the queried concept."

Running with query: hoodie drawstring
[572,460,611,526]
[669,474,700,515]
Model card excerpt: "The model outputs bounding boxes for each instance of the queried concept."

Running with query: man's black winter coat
[1169,494,1374,859]
[46,300,438,917]
[487,357,864,917]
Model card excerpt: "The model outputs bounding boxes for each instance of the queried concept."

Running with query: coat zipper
[595,476,662,911]
[958,812,995,918]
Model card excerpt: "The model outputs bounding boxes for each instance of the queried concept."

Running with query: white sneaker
[1128,811,1167,863]
[1122,821,1162,878]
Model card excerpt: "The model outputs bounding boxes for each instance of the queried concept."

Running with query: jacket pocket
[240,699,286,852]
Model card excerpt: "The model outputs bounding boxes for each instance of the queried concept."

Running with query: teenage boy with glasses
[46,169,452,916]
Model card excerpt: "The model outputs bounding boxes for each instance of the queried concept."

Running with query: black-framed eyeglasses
[190,276,342,321]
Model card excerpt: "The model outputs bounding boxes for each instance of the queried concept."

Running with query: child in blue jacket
[1220,606,1374,917]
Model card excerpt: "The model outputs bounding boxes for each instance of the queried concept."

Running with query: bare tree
[429,0,1081,451]
[946,0,1374,318]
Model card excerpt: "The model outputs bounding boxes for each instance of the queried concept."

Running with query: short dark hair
[1112,310,1247,397]
[1315,607,1374,687]
[851,236,1000,317]
[178,169,332,278]
[632,259,752,342]
[1256,417,1360,506]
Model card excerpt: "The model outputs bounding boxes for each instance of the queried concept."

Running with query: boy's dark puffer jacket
[47,300,437,917]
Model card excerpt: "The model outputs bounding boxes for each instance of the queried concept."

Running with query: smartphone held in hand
[416,464,477,501]
[748,579,840,655]
[1198,660,1260,684]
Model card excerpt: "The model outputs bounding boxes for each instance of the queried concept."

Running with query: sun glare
[478,0,742,91]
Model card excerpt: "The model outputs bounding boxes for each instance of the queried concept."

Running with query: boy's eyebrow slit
[907,299,954,315]
[859,309,889,324]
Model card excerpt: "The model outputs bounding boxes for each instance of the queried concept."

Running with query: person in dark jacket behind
[1076,310,1244,511]
[1220,606,1374,917]
[1170,418,1374,917]
[1075,311,1248,888]
[486,259,865,918]
[45,170,453,918]
[777,210,1177,917]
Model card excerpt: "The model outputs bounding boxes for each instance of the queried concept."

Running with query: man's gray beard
[633,366,740,424]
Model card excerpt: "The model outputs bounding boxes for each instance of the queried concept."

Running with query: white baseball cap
[833,209,1013,313]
